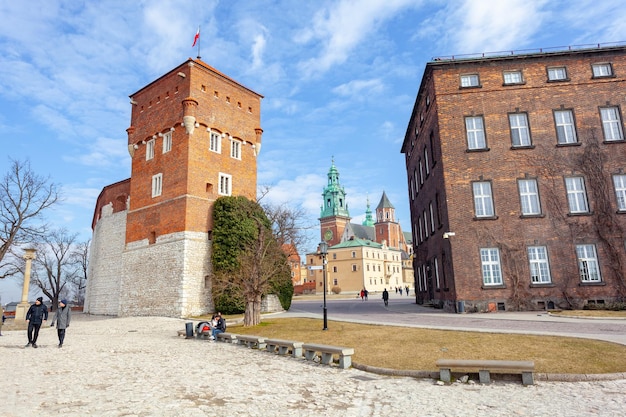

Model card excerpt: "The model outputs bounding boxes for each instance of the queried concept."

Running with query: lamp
[319,241,329,330]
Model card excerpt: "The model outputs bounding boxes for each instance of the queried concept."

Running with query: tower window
[218,173,232,196]
[151,173,163,197]
[209,130,221,153]
[231,139,241,159]
[146,139,155,160]
[163,131,172,153]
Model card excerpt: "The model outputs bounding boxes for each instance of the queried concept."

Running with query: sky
[1,0,625,303]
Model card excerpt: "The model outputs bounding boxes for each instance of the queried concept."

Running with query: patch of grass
[231,318,626,374]
[551,310,626,318]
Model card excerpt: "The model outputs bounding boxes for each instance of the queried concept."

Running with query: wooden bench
[436,359,535,385]
[302,343,354,369]
[265,339,303,358]
[236,334,267,350]
[215,332,237,343]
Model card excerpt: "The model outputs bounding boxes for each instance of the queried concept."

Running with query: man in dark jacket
[211,313,226,340]
[25,297,48,348]
[382,288,389,307]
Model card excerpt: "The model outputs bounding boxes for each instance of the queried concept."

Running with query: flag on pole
[192,27,200,47]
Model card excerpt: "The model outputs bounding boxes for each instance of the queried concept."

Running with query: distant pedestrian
[0,304,5,336]
[364,289,368,300]
[50,299,71,348]
[405,286,409,296]
[382,288,389,307]
[360,289,365,301]
[25,297,48,348]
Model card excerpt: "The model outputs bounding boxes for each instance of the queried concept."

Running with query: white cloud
[296,0,423,77]
[332,79,384,97]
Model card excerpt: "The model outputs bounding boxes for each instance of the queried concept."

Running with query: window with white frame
[518,179,541,215]
[151,173,162,197]
[528,246,551,284]
[146,139,155,160]
[423,210,428,238]
[509,113,531,146]
[424,148,430,175]
[473,181,495,217]
[460,74,480,87]
[209,131,221,153]
[576,244,601,282]
[419,159,424,184]
[480,248,502,286]
[554,110,577,144]
[162,131,172,153]
[503,70,523,84]
[230,139,241,159]
[352,264,357,272]
[565,177,589,214]
[547,66,567,81]
[433,257,440,289]
[218,173,232,196]
[592,63,613,78]
[429,202,435,234]
[465,116,486,150]
[600,107,624,141]
[613,174,626,211]
[351,251,356,258]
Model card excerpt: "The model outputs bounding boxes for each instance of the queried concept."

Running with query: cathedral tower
[375,191,405,250]
[319,159,350,246]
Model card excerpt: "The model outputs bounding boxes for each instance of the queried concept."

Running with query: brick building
[401,45,626,313]
[85,59,263,317]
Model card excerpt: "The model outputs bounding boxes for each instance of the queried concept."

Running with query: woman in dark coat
[51,299,71,348]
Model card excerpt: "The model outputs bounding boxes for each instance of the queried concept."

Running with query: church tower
[319,159,350,246]
[375,191,405,250]
[85,58,263,317]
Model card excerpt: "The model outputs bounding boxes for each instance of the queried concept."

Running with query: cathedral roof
[331,238,382,249]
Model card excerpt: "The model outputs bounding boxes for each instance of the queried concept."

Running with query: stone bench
[198,331,212,340]
[436,359,535,385]
[236,334,267,350]
[302,343,354,369]
[265,338,303,358]
[215,332,237,343]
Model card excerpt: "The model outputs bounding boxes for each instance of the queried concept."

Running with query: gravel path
[1,314,625,416]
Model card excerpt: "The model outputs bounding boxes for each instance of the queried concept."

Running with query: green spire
[362,196,374,226]
[320,157,350,219]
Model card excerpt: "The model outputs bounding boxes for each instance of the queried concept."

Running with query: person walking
[50,299,71,348]
[382,288,389,307]
[25,297,48,348]
[0,304,5,336]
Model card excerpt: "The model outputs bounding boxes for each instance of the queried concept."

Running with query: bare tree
[0,159,59,279]
[31,229,80,308]
[67,239,90,305]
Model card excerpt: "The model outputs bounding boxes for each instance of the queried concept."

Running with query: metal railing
[432,41,626,62]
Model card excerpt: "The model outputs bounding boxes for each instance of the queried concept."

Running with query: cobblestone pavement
[1,313,626,416]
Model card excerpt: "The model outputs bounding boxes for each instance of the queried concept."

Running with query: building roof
[376,191,394,209]
[331,238,382,249]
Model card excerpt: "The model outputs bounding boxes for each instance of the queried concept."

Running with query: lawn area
[550,310,626,318]
[228,317,626,374]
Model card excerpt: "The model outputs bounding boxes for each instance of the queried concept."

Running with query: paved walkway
[0,306,625,416]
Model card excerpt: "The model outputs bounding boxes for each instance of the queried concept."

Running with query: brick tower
[319,159,351,246]
[85,59,263,317]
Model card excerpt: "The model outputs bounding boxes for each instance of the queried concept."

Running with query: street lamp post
[319,241,328,330]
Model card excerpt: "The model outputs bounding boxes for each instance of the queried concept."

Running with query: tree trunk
[243,295,263,326]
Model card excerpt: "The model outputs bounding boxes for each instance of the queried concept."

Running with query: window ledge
[530,283,555,288]
[459,85,482,90]
[481,285,506,290]
[473,216,499,221]
[519,214,545,219]
[466,147,491,153]
[567,212,593,217]
[502,82,526,87]
[579,281,606,287]
[591,75,616,80]
[603,139,626,144]
[556,142,582,148]
[547,78,571,83]
[510,145,535,150]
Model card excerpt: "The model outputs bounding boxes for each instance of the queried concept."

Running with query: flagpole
[197,25,201,60]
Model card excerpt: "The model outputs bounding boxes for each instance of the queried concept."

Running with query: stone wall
[84,203,126,316]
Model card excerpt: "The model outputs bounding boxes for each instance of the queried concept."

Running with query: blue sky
[1,0,625,302]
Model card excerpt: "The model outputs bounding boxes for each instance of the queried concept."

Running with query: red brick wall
[125,60,262,244]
